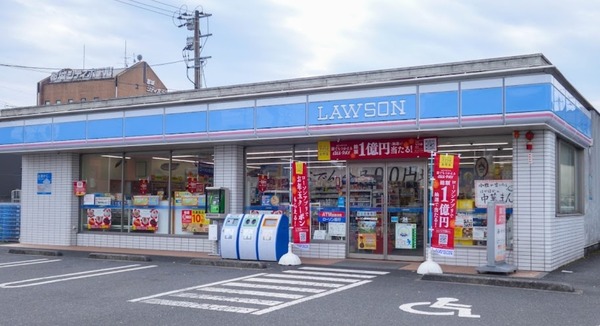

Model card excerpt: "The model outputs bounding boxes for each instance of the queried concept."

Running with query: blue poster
[37,172,52,195]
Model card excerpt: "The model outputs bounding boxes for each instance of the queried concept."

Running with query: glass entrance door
[386,163,426,260]
[347,162,426,260]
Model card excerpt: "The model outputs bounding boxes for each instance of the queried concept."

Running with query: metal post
[417,151,443,274]
[193,10,201,89]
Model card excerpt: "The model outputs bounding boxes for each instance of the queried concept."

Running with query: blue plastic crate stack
[0,203,20,242]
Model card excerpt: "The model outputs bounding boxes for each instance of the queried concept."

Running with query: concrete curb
[190,258,268,269]
[8,248,63,256]
[421,273,576,293]
[88,252,152,262]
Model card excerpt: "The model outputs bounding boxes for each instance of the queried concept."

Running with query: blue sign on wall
[37,172,52,195]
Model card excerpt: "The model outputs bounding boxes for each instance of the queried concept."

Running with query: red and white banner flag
[291,161,310,245]
[431,154,460,256]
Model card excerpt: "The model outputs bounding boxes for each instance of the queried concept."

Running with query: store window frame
[79,148,214,235]
[556,139,582,215]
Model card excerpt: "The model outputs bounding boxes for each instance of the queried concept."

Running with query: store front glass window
[437,136,513,248]
[557,139,581,215]
[80,149,214,235]
[245,146,293,217]
[125,151,172,234]
[298,144,347,242]
[243,136,513,248]
[171,150,214,235]
[81,153,124,231]
[245,144,347,242]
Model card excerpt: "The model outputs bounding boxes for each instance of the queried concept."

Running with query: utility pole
[194,10,201,89]
[178,9,212,89]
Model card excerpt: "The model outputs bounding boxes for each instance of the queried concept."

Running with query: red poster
[139,179,148,195]
[86,208,111,229]
[257,174,268,193]
[291,161,310,244]
[431,154,460,256]
[318,137,437,161]
[73,180,87,196]
[131,208,159,231]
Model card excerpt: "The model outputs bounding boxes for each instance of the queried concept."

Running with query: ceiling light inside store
[101,155,130,159]
[152,157,197,164]
[438,142,509,148]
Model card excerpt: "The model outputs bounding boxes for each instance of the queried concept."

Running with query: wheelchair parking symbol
[399,297,480,318]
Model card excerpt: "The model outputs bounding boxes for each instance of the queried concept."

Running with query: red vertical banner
[291,161,310,245]
[431,154,460,256]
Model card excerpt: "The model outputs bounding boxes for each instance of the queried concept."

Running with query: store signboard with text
[431,154,460,257]
[317,137,437,161]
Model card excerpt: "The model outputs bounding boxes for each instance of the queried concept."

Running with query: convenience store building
[2,53,599,272]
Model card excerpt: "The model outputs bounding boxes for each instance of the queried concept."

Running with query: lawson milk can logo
[310,95,416,125]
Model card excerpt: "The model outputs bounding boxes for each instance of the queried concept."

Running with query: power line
[124,0,174,14]
[0,59,184,72]
[149,0,181,10]
[113,0,173,17]
[0,63,61,72]
[152,59,186,67]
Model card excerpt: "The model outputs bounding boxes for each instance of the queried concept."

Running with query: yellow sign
[191,210,205,224]
[358,233,377,250]
[294,161,305,174]
[438,154,455,169]
[317,141,331,161]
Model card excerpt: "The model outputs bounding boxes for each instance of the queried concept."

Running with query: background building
[37,61,167,106]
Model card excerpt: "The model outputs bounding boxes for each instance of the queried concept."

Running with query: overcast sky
[1,0,599,109]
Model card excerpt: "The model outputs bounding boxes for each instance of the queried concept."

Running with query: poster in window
[86,208,111,230]
[395,223,416,249]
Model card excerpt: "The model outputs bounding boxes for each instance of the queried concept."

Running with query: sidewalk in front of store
[2,242,596,293]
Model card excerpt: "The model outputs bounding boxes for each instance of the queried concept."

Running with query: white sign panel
[474,180,513,208]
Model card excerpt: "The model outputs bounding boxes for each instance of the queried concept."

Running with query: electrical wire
[0,63,61,73]
[149,0,181,10]
[0,58,183,72]
[113,0,173,17]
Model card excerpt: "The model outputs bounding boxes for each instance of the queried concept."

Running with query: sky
[1,0,599,110]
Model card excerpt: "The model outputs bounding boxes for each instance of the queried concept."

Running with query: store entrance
[347,162,427,261]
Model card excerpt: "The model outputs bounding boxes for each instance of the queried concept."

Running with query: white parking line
[171,292,283,306]
[242,277,345,288]
[251,279,372,316]
[0,258,61,268]
[0,264,157,288]
[223,282,326,293]
[131,267,386,315]
[298,266,390,275]
[199,287,305,299]
[261,273,362,283]
[141,298,259,314]
[283,270,378,279]
[128,273,268,303]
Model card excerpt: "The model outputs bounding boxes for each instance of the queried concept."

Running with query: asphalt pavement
[2,243,598,294]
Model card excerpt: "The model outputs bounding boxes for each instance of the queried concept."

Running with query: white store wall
[20,153,79,246]
[17,132,591,271]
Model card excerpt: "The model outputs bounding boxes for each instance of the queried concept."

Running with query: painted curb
[421,273,576,292]
[88,252,152,262]
[190,258,268,269]
[8,248,63,256]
